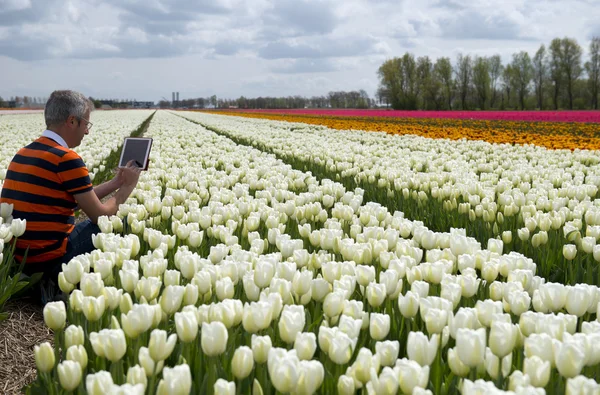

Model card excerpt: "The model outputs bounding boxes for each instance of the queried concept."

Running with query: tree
[510,51,534,110]
[417,56,442,110]
[532,44,547,110]
[456,54,473,110]
[488,55,503,108]
[358,90,370,109]
[501,64,514,109]
[377,53,420,110]
[472,56,490,109]
[560,37,583,110]
[401,53,419,110]
[549,38,563,109]
[0,97,5,107]
[377,57,403,109]
[585,37,600,110]
[210,95,217,108]
[434,57,454,110]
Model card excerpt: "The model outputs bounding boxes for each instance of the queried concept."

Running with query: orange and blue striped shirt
[0,136,93,263]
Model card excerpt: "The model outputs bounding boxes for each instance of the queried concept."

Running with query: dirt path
[0,300,53,394]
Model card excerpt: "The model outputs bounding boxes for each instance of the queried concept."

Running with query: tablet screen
[118,137,152,170]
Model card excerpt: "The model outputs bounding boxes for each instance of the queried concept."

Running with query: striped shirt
[0,136,93,263]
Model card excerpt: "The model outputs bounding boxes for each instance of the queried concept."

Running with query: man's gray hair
[44,90,93,127]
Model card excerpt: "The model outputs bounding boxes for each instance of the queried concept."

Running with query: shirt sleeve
[58,151,93,195]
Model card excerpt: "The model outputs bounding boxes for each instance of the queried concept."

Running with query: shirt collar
[42,130,68,148]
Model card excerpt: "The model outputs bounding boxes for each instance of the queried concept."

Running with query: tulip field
[1,109,600,394]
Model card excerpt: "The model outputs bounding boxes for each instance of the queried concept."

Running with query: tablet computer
[118,137,153,170]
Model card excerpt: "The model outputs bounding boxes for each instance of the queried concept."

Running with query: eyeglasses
[78,117,93,131]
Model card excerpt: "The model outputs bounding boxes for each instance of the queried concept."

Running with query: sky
[1,0,599,103]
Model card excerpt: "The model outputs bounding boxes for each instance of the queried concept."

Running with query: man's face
[71,110,91,147]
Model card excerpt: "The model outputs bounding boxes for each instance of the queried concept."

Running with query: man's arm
[75,163,141,223]
[73,170,123,210]
[93,178,121,200]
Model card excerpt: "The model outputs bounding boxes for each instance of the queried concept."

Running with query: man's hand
[75,160,142,223]
[113,167,125,188]
[120,160,142,188]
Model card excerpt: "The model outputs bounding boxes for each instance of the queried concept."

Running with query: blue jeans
[24,219,101,283]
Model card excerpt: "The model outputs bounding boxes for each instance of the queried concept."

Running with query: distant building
[132,101,154,109]
[98,99,155,109]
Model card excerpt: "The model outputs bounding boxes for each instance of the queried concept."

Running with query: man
[0,90,141,303]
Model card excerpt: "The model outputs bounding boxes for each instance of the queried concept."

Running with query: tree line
[159,90,375,110]
[0,96,48,108]
[377,37,600,111]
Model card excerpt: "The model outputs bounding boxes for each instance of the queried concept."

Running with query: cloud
[258,36,382,59]
[259,0,338,39]
[0,0,54,26]
[0,0,32,11]
[271,58,338,74]
[439,8,529,41]
[213,40,244,56]
[0,0,598,101]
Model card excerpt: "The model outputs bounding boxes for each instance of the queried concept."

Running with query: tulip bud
[175,310,198,343]
[157,364,192,395]
[447,347,470,377]
[183,283,199,306]
[57,360,82,391]
[565,284,591,317]
[43,301,66,331]
[554,340,586,378]
[456,328,486,368]
[0,202,13,218]
[407,331,439,368]
[563,244,577,260]
[214,379,235,395]
[398,291,420,318]
[103,286,122,311]
[127,365,148,390]
[147,330,176,364]
[216,277,235,301]
[312,277,331,302]
[202,321,228,356]
[10,218,26,238]
[292,270,313,296]
[395,358,430,394]
[159,285,185,315]
[523,356,551,387]
[57,272,75,293]
[252,334,272,364]
[278,305,306,344]
[34,342,55,373]
[232,346,254,380]
[80,272,104,297]
[366,282,387,308]
[489,321,518,358]
[375,340,400,367]
[337,374,355,395]
[370,313,391,341]
[64,325,85,349]
[508,370,531,391]
[82,295,106,322]
[66,344,88,370]
[323,291,345,318]
[294,332,317,360]
[139,347,161,377]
